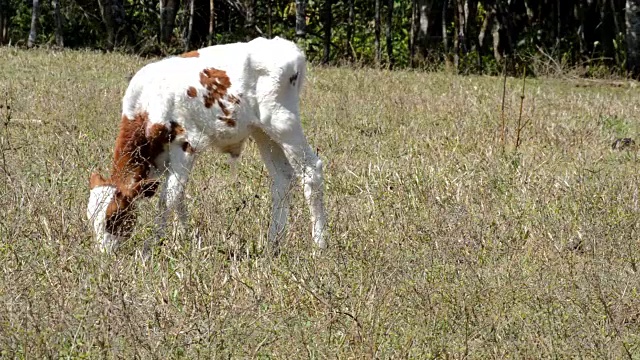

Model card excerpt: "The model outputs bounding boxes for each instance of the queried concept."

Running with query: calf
[87,37,327,255]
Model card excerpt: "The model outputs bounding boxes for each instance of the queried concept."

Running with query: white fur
[87,186,123,252]
[87,37,327,255]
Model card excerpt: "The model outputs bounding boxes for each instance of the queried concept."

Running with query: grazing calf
[87,37,327,255]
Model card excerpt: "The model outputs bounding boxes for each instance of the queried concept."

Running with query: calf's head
[87,113,168,252]
[87,172,146,252]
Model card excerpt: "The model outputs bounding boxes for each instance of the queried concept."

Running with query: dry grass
[1,47,640,358]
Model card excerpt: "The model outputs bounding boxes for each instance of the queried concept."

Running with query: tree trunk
[556,0,561,42]
[28,0,40,48]
[295,0,307,48]
[465,0,478,51]
[98,0,124,50]
[386,0,393,67]
[98,0,114,49]
[491,15,501,63]
[375,0,381,64]
[185,0,195,50]
[478,3,495,69]
[345,0,354,58]
[576,0,586,55]
[52,0,64,47]
[611,0,621,36]
[0,0,10,45]
[418,0,431,56]
[322,0,332,64]
[410,0,417,66]
[160,0,180,45]
[456,0,465,51]
[493,0,512,57]
[411,0,432,66]
[453,0,466,69]
[209,0,215,45]
[441,0,448,53]
[244,0,255,40]
[187,0,210,47]
[267,0,272,38]
[626,0,640,77]
[478,6,493,49]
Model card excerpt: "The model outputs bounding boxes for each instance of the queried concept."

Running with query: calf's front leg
[253,130,295,252]
[143,143,196,257]
[264,120,327,250]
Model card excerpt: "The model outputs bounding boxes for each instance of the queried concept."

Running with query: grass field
[1,47,640,358]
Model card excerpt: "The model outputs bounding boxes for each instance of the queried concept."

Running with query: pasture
[1,47,640,358]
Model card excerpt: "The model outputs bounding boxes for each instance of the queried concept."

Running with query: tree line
[1,0,640,76]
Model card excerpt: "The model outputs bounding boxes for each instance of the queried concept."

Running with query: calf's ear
[89,172,108,189]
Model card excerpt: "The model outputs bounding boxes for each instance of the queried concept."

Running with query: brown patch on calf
[186,86,198,98]
[228,94,241,104]
[111,114,170,190]
[199,68,231,108]
[169,121,185,142]
[182,142,196,154]
[98,113,173,234]
[104,180,157,236]
[105,191,137,236]
[289,72,299,85]
[172,122,185,134]
[217,116,236,127]
[180,50,200,58]
[217,100,230,116]
[198,69,240,127]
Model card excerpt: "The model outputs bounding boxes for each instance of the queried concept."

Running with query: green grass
[1,47,640,358]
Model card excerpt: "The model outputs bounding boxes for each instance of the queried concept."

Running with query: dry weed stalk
[500,59,508,146]
[1,90,12,181]
[515,67,530,151]
[498,63,531,151]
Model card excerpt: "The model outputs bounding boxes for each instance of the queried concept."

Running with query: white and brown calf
[87,37,327,255]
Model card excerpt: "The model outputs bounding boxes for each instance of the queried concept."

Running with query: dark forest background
[2,0,640,77]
